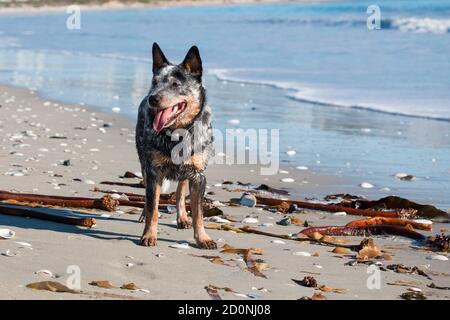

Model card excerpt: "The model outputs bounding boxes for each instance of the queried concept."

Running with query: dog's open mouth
[153,101,187,133]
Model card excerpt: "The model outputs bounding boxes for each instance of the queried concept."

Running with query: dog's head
[148,43,205,133]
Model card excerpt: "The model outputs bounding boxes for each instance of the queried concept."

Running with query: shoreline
[0,0,330,15]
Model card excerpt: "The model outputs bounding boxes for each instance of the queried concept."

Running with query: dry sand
[0,85,449,300]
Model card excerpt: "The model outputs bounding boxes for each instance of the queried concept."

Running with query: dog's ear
[152,42,169,73]
[181,46,202,78]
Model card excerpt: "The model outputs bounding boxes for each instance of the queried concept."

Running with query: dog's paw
[140,234,157,247]
[196,238,217,250]
[177,218,192,229]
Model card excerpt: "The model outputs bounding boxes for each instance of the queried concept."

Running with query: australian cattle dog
[135,43,216,249]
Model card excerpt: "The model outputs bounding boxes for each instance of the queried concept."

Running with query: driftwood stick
[255,196,403,218]
[100,181,144,188]
[0,191,118,212]
[205,224,359,249]
[92,188,175,201]
[0,204,96,228]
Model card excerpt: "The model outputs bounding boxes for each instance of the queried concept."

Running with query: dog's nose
[148,95,160,106]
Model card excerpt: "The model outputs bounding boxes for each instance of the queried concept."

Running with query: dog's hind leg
[176,179,192,229]
[189,173,217,249]
[140,171,162,247]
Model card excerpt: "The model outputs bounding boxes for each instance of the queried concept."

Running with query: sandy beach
[0,84,448,300]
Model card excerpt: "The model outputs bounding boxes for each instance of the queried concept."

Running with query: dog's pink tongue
[153,107,173,133]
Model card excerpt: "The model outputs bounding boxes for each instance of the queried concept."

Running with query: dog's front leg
[176,179,192,229]
[189,173,217,249]
[140,171,162,247]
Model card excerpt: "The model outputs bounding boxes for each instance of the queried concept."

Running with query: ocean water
[0,0,449,208]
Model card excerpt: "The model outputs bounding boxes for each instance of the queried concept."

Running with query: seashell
[2,250,19,257]
[332,247,350,254]
[279,170,289,174]
[125,263,134,268]
[166,205,177,214]
[293,251,311,257]
[271,240,286,245]
[110,193,121,200]
[83,179,95,185]
[407,287,422,292]
[260,223,273,227]
[169,242,190,250]
[241,217,259,224]
[100,214,111,218]
[413,219,432,225]
[0,229,15,239]
[281,178,295,183]
[286,150,296,156]
[15,241,32,248]
[333,211,347,216]
[360,182,374,189]
[228,119,240,125]
[35,269,53,277]
[296,166,308,170]
[111,107,121,113]
[210,216,231,224]
[379,187,391,192]
[426,255,448,261]
[136,288,150,293]
[239,193,257,207]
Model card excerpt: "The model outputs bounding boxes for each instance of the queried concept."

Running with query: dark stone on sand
[62,160,71,166]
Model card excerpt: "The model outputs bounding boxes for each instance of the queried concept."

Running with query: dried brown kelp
[26,281,79,293]
[426,233,449,252]
[299,225,426,241]
[292,276,318,288]
[345,217,432,231]
[387,264,432,280]
[346,196,449,222]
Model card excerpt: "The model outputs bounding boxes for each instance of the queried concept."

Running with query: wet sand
[0,85,448,300]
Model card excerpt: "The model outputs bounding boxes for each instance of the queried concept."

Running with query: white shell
[360,182,374,189]
[293,251,311,257]
[35,269,53,277]
[408,287,422,292]
[136,288,150,293]
[166,205,177,214]
[3,250,19,257]
[210,216,231,224]
[413,219,432,225]
[228,119,240,125]
[260,223,273,227]
[271,240,286,245]
[296,166,308,170]
[83,179,95,185]
[279,170,289,174]
[0,229,15,239]
[427,255,448,261]
[241,217,259,224]
[126,263,134,268]
[15,241,32,248]
[286,150,296,156]
[169,242,190,250]
[111,107,121,113]
[240,194,257,207]
[281,178,295,183]
[395,173,408,178]
[333,211,347,216]
[100,213,111,218]
[110,193,121,200]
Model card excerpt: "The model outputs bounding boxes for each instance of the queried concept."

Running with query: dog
[135,43,217,249]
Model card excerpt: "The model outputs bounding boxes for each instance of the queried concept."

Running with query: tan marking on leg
[140,182,161,247]
[190,181,216,249]
[176,179,191,229]
[191,152,206,171]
